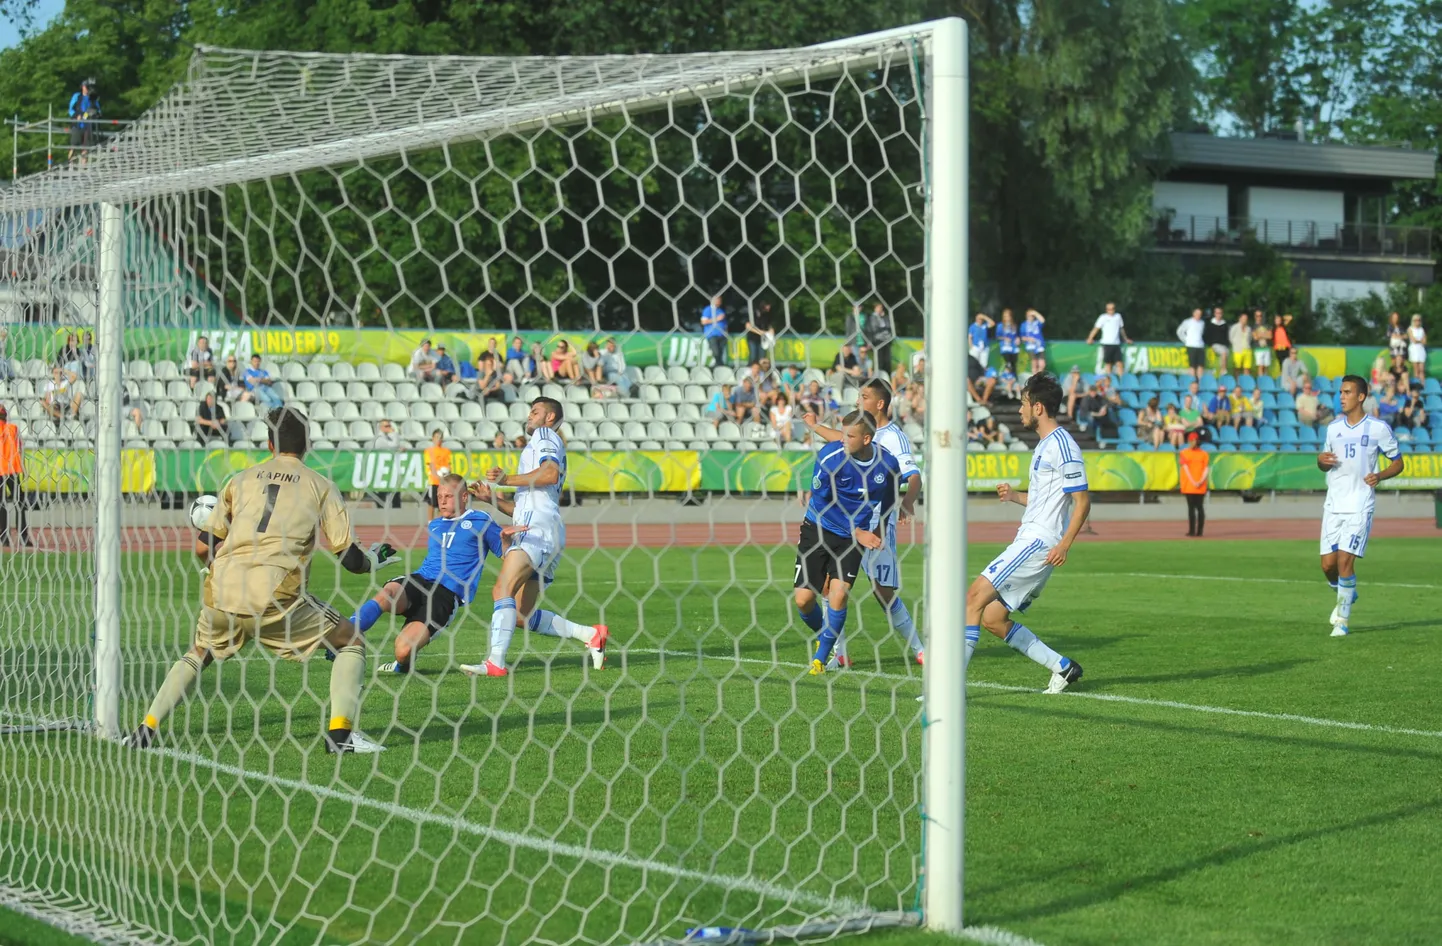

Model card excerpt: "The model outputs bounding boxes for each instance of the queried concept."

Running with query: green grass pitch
[2,535,1441,945]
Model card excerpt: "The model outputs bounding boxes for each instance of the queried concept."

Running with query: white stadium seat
[666,366,689,384]
[380,363,405,382]
[631,403,653,421]
[640,440,664,451]
[623,421,647,441]
[294,381,320,401]
[335,401,361,421]
[385,401,409,422]
[309,402,336,421]
[349,420,375,441]
[281,362,307,382]
[355,362,380,381]
[153,360,180,380]
[331,362,356,381]
[643,366,666,384]
[436,402,461,422]
[654,403,677,422]
[307,362,332,381]
[683,384,708,404]
[395,382,420,401]
[598,421,624,440]
[127,360,153,380]
[321,381,346,400]
[460,401,485,421]
[371,381,396,400]
[401,420,427,441]
[690,366,713,384]
[231,401,258,422]
[420,383,444,402]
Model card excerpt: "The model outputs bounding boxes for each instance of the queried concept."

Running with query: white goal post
[0,18,968,943]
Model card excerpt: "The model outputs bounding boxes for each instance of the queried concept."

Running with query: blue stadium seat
[1274,392,1295,410]
[1314,376,1333,394]
[1118,425,1138,441]
[1130,441,1152,452]
[1119,409,1139,426]
[1217,426,1239,444]
[1261,392,1279,410]
[1302,426,1325,446]
[1159,374,1181,392]
[1257,376,1278,393]
[1201,442,1217,453]
[1237,375,1256,392]
[1278,427,1299,444]
[1159,392,1180,409]
[1431,413,1442,430]
[1276,443,1297,452]
[1258,440,1279,452]
[1116,373,1138,391]
[1414,429,1433,447]
[1219,374,1237,389]
[1219,443,1238,452]
[1276,409,1298,427]
[1398,440,1414,454]
[1121,391,1141,409]
[1425,378,1441,395]
[1238,426,1260,444]
[1138,374,1160,392]
[1158,441,1177,452]
[1425,395,1442,413]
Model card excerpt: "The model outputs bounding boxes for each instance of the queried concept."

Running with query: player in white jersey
[459,397,609,676]
[1317,375,1403,637]
[803,378,924,666]
[965,372,1087,693]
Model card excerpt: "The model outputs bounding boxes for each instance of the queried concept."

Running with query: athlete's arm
[338,541,397,574]
[1045,489,1090,567]
[897,473,922,523]
[1366,454,1405,488]
[194,534,220,565]
[488,460,559,489]
[853,528,883,550]
[1317,451,1338,471]
[996,483,1027,506]
[803,414,842,442]
[469,480,517,516]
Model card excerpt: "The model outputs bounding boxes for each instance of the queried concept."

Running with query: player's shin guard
[964,625,980,668]
[528,609,593,642]
[487,597,519,669]
[812,605,848,665]
[1336,576,1356,622]
[328,644,366,738]
[1003,623,1065,673]
[885,598,923,654]
[351,599,384,634]
[143,653,203,730]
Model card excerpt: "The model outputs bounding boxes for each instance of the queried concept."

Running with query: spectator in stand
[855,345,874,380]
[1086,301,1131,375]
[996,309,1021,378]
[907,376,926,427]
[1179,432,1209,537]
[546,339,581,383]
[998,365,1019,401]
[498,371,519,404]
[968,312,994,368]
[744,300,774,367]
[1377,379,1402,426]
[1243,385,1264,428]
[1252,313,1273,378]
[967,356,996,406]
[490,431,508,450]
[1138,396,1164,448]
[1177,308,1207,381]
[1204,384,1231,428]
[580,342,605,386]
[1294,378,1322,427]
[1400,387,1428,430]
[1021,309,1047,373]
[432,345,457,385]
[1163,403,1186,448]
[1186,378,1202,406]
[56,333,82,374]
[890,358,910,398]
[457,352,479,392]
[1076,384,1103,433]
[475,352,503,402]
[978,415,1005,446]
[186,336,216,389]
[217,356,245,402]
[80,331,97,381]
[701,294,729,367]
[1063,365,1084,417]
[1408,314,1428,383]
[600,339,630,397]
[1230,384,1255,429]
[373,419,402,449]
[778,363,803,397]
[1280,349,1306,395]
[1271,313,1294,363]
[525,342,546,382]
[1179,394,1204,439]
[1228,313,1252,376]
[244,354,283,409]
[0,329,12,382]
[863,302,895,377]
[769,391,794,444]
[706,384,731,427]
[43,366,81,420]
[194,392,230,444]
[730,377,761,424]
[756,357,782,408]
[409,339,438,382]
[505,336,528,378]
[1386,349,1411,394]
[1204,308,1230,377]
[798,380,826,419]
[829,343,863,389]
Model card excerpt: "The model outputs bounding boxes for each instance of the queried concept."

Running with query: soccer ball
[437,466,450,479]
[190,494,218,531]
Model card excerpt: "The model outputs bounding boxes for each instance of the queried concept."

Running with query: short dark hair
[266,407,309,457]
[841,409,876,435]
[532,396,564,424]
[1341,374,1369,397]
[863,378,892,412]
[250,353,262,362]
[1022,372,1065,418]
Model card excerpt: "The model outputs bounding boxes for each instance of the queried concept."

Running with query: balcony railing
[1153,214,1434,260]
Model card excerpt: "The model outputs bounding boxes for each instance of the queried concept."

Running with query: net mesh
[0,31,936,946]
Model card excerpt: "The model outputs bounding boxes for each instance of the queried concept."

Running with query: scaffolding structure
[7,107,133,179]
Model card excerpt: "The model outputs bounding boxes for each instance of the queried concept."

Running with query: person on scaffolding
[67,78,101,162]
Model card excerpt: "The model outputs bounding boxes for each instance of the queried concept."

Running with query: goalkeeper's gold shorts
[193,594,344,661]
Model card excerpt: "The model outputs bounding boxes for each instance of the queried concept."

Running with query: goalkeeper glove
[364,541,397,572]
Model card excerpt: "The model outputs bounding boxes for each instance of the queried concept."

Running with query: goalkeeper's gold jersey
[204,455,355,615]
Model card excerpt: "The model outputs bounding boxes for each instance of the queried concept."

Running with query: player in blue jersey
[1317,375,1403,636]
[796,411,902,676]
[346,473,523,673]
[1021,308,1047,374]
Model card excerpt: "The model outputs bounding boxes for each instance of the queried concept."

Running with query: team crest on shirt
[461,520,473,530]
[873,473,886,484]
[1361,435,1369,446]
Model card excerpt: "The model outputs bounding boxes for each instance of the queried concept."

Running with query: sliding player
[966,372,1085,693]
[798,411,902,675]
[1318,375,1402,637]
[130,407,397,753]
[460,397,608,676]
[346,473,524,673]
[803,378,924,666]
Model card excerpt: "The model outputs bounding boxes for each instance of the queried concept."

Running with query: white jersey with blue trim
[512,426,566,528]
[1016,427,1087,546]
[873,421,919,531]
[1323,415,1399,515]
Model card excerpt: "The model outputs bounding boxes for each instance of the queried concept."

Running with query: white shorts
[980,537,1053,612]
[509,521,564,585]
[1321,509,1372,558]
[1409,343,1426,364]
[862,522,901,589]
[1254,347,1272,367]
[969,345,989,368]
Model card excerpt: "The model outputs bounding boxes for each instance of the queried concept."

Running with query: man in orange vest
[0,406,31,549]
[1179,431,1209,537]
[423,429,453,522]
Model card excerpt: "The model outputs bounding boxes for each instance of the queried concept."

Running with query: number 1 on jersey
[257,483,283,533]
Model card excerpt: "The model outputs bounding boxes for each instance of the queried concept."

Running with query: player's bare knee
[794,588,816,611]
[871,585,894,607]
[965,578,995,615]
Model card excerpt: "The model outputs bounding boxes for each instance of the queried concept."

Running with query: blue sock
[798,603,823,633]
[812,605,848,665]
[964,625,980,667]
[351,600,384,634]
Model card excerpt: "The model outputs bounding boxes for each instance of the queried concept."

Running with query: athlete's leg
[871,584,923,659]
[485,550,536,670]
[1333,549,1358,629]
[320,615,367,746]
[390,620,431,668]
[136,644,216,742]
[810,579,853,668]
[520,578,605,652]
[1320,550,1339,586]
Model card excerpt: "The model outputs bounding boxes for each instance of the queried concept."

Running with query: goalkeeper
[130,408,398,754]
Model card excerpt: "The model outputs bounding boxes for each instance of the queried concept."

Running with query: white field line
[960,926,1050,946]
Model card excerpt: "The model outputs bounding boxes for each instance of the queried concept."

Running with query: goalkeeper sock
[885,598,923,654]
[1004,623,1065,673]
[328,644,366,736]
[351,600,384,634]
[488,597,518,669]
[797,602,823,633]
[1337,576,1356,621]
[529,610,593,642]
[143,653,203,730]
[964,625,980,668]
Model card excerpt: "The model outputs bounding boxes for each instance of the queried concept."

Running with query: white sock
[964,625,980,668]
[1004,624,1065,673]
[488,597,518,668]
[530,610,593,642]
[1337,576,1356,622]
[833,630,848,660]
[885,598,923,654]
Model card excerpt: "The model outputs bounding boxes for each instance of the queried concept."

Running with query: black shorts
[1101,344,1123,366]
[391,574,459,636]
[424,485,439,508]
[1187,346,1207,369]
[793,519,863,593]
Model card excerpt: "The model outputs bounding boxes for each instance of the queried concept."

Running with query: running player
[797,411,902,675]
[966,372,1085,692]
[803,379,923,666]
[1318,375,1403,637]
[130,408,398,753]
[346,473,525,673]
[459,397,608,676]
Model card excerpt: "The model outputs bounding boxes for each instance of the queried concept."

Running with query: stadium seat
[670,422,696,441]
[1117,425,1138,442]
[631,403,654,421]
[1217,426,1238,444]
[385,401,409,422]
[1218,374,1236,389]
[653,403,678,422]
[643,366,666,384]
[986,441,1007,452]
[1159,392,1180,409]
[153,360,180,381]
[1218,443,1238,452]
[1275,409,1297,427]
[642,385,661,403]
[482,402,507,422]
[1425,378,1441,395]
[690,366,714,384]
[1115,374,1138,392]
[356,363,380,381]
[697,423,719,442]
[1201,442,1216,453]
[573,420,599,440]
[1314,376,1333,394]
[713,366,738,385]
[665,366,689,384]
[1414,429,1433,447]
[1257,375,1278,392]
[1008,440,1028,452]
[179,401,198,422]
[645,421,669,440]
[1274,392,1295,410]
[1278,427,1299,445]
[1137,374,1159,392]
[1121,392,1141,409]
[605,402,630,422]
[434,402,460,422]
[127,360,153,380]
[309,402,336,421]
[419,383,444,402]
[369,380,395,400]
[589,441,614,451]
[380,363,406,382]
[692,440,718,450]
[328,362,354,382]
[717,421,743,441]
[1237,375,1256,392]
[616,440,640,451]
[640,440,665,451]
[357,401,383,421]
[1158,374,1181,392]
[411,403,436,422]
[1238,426,1260,444]
[1425,395,1442,413]
[597,420,623,441]
[684,384,708,404]
[1118,409,1138,426]
[565,384,590,403]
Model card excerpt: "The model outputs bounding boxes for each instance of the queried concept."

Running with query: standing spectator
[829,343,862,389]
[744,301,774,367]
[1251,315,1274,378]
[1137,396,1164,448]
[193,392,229,444]
[1179,432,1209,537]
[186,335,216,389]
[863,302,895,377]
[0,328,12,381]
[1063,365,1085,417]
[56,333,81,374]
[409,339,438,382]
[218,356,246,402]
[67,78,100,162]
[1085,302,1131,375]
[1204,384,1231,428]
[1408,314,1428,383]
[42,366,81,420]
[581,341,605,386]
[474,353,503,402]
[1163,403,1186,448]
[1279,349,1306,395]
[0,406,29,549]
[600,339,631,397]
[1271,313,1294,363]
[79,331,97,381]
[1294,379,1322,427]
[1021,309,1047,373]
[1228,313,1252,376]
[432,345,457,385]
[996,309,1020,377]
[1203,308,1230,377]
[769,392,794,444]
[1177,308,1207,382]
[422,430,452,522]
[243,354,283,409]
[1387,312,1409,370]
[701,294,729,367]
[967,312,994,368]
[729,377,760,423]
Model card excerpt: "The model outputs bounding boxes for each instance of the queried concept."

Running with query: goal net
[0,21,969,944]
